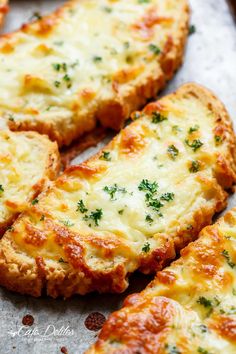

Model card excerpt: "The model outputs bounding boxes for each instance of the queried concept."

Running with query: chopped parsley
[197,296,212,308]
[199,324,208,333]
[31,198,39,205]
[152,112,167,124]
[172,125,181,133]
[148,44,161,55]
[52,63,61,71]
[84,209,103,226]
[99,151,111,161]
[197,348,210,354]
[138,0,150,3]
[103,6,112,13]
[58,258,68,264]
[103,184,127,200]
[185,139,203,152]
[189,24,196,35]
[77,200,88,214]
[222,249,235,268]
[118,209,124,215]
[188,125,199,134]
[142,242,150,253]
[60,220,75,227]
[189,160,200,173]
[146,195,163,215]
[63,74,72,88]
[146,214,153,224]
[93,56,102,62]
[8,114,15,122]
[138,179,158,194]
[0,185,4,193]
[160,192,174,202]
[165,344,181,354]
[167,145,179,159]
[30,12,42,21]
[215,135,222,145]
[54,81,61,88]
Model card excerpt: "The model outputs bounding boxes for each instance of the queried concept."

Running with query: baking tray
[1,1,236,353]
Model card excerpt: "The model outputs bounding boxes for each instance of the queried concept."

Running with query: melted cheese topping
[0,130,59,230]
[89,209,236,354]
[0,0,188,145]
[1,84,234,297]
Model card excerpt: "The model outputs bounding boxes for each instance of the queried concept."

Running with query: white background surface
[0,1,236,353]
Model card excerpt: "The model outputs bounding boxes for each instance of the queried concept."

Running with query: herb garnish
[138,179,158,194]
[77,200,88,214]
[215,135,222,145]
[99,151,111,161]
[185,139,203,152]
[152,112,167,124]
[188,125,199,134]
[84,209,103,226]
[189,24,196,35]
[142,242,150,253]
[0,185,4,193]
[58,258,68,264]
[222,249,235,268]
[148,44,161,55]
[146,214,153,224]
[31,198,39,205]
[103,184,127,200]
[160,192,174,202]
[167,145,179,160]
[197,296,212,308]
[93,56,102,62]
[60,220,75,227]
[189,160,200,173]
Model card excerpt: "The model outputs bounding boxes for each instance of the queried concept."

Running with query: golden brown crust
[0,130,60,236]
[0,0,190,146]
[0,83,235,299]
[88,208,236,353]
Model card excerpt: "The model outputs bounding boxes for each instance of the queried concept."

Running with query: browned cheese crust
[88,208,236,354]
[0,0,189,146]
[0,83,235,298]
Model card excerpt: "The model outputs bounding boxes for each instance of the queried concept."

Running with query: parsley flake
[167,145,179,159]
[138,179,158,194]
[31,198,39,205]
[152,112,167,124]
[160,192,174,202]
[185,139,203,152]
[222,249,235,268]
[77,200,88,214]
[84,209,103,226]
[142,242,150,253]
[189,160,200,173]
[103,184,127,200]
[99,151,111,161]
[148,44,161,55]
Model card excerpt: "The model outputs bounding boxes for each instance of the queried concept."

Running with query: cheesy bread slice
[0,130,60,236]
[88,208,236,354]
[0,0,189,146]
[0,83,235,298]
[0,0,8,28]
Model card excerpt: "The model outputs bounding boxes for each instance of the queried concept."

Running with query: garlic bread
[0,83,235,298]
[0,130,60,235]
[88,208,236,354]
[0,0,189,146]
